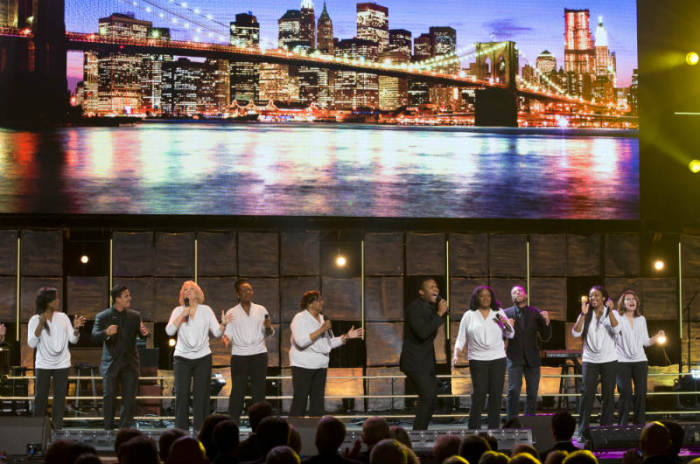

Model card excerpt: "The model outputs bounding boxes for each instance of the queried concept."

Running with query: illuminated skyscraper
[334,38,379,109]
[317,2,334,54]
[429,26,456,56]
[535,50,556,74]
[230,12,260,104]
[594,16,613,77]
[379,48,409,110]
[357,2,389,52]
[0,0,18,27]
[279,9,303,50]
[259,60,299,104]
[413,33,432,61]
[564,8,594,74]
[389,29,412,58]
[300,0,315,49]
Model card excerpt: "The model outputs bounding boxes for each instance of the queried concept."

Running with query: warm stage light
[335,255,347,267]
[80,255,89,264]
[653,259,665,271]
[658,335,667,345]
[168,338,176,347]
[690,159,700,173]
[686,52,699,66]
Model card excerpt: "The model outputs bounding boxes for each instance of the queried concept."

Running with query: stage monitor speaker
[519,415,555,453]
[585,425,644,450]
[286,417,320,457]
[0,416,50,456]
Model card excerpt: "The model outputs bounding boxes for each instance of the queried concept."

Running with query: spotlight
[686,52,699,66]
[658,334,667,345]
[653,259,665,271]
[335,255,347,267]
[690,159,700,174]
[168,338,176,347]
[80,255,89,264]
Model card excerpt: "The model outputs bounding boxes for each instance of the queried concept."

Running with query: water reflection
[0,124,639,219]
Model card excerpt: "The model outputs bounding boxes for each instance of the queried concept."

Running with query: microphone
[436,295,449,314]
[494,313,513,334]
[183,298,190,323]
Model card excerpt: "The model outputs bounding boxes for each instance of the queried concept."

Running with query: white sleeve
[165,307,183,336]
[640,317,652,347]
[67,314,79,344]
[498,309,515,339]
[572,314,584,337]
[291,314,312,348]
[224,308,235,341]
[208,306,223,337]
[453,312,469,359]
[27,315,40,349]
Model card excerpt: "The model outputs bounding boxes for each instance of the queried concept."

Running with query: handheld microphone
[183,298,190,323]
[494,313,513,334]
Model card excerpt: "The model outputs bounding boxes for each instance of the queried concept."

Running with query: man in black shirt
[400,277,448,430]
[93,285,149,430]
[504,285,551,419]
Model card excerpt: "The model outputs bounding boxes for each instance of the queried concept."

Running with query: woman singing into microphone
[453,285,514,429]
[166,281,232,431]
[289,290,363,417]
[615,289,665,425]
[571,285,620,436]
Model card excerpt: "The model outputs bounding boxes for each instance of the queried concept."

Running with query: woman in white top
[289,290,363,417]
[27,287,85,429]
[615,289,664,425]
[166,280,231,431]
[571,285,620,436]
[453,286,514,429]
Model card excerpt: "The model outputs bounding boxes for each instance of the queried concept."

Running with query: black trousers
[469,358,507,430]
[228,353,268,422]
[578,360,617,435]
[506,360,541,418]
[103,361,138,430]
[617,361,648,425]
[34,367,69,429]
[290,366,327,417]
[174,354,212,432]
[403,369,437,431]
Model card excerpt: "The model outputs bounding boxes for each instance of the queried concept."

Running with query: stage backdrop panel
[530,277,567,321]
[66,276,109,319]
[197,232,237,277]
[364,277,403,322]
[20,277,62,322]
[565,322,583,351]
[245,278,280,323]
[489,234,527,278]
[112,277,156,321]
[367,367,404,410]
[281,231,320,276]
[449,278,488,319]
[113,231,154,277]
[364,232,404,276]
[281,324,291,368]
[281,276,319,323]
[488,278,523,308]
[567,234,601,276]
[154,277,183,322]
[682,234,700,277]
[321,277,361,321]
[21,230,62,277]
[683,278,700,315]
[406,233,445,276]
[530,234,567,277]
[605,233,640,277]
[198,277,238,315]
[365,322,402,367]
[154,232,194,277]
[238,232,279,277]
[448,233,489,277]
[0,230,17,276]
[0,276,15,320]
[325,368,364,413]
[604,277,677,319]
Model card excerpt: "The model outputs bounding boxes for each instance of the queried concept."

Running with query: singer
[289,290,363,417]
[615,289,665,425]
[571,285,620,436]
[400,277,448,430]
[166,280,231,431]
[453,285,514,429]
[93,285,149,430]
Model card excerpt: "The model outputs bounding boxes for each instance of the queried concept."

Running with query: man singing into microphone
[400,277,448,430]
[93,285,149,430]
[503,285,551,419]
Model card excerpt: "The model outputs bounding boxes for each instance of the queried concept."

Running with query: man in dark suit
[400,277,448,431]
[93,285,149,430]
[504,285,551,419]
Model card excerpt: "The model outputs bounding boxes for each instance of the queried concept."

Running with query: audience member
[545,451,568,464]
[510,452,541,464]
[114,428,143,458]
[159,428,187,463]
[478,450,509,464]
[288,425,302,456]
[199,414,231,461]
[511,444,540,461]
[640,422,672,464]
[303,416,359,464]
[213,419,240,464]
[389,425,412,449]
[433,435,462,464]
[478,433,499,453]
[266,446,301,464]
[119,436,159,464]
[459,434,491,464]
[358,416,391,463]
[542,411,578,461]
[562,450,598,464]
[369,439,419,464]
[242,416,292,464]
[74,454,102,464]
[239,401,274,462]
[660,420,684,463]
[443,458,469,464]
[167,436,208,464]
[45,440,98,464]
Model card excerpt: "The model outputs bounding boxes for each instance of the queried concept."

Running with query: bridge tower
[473,40,518,126]
[0,0,67,123]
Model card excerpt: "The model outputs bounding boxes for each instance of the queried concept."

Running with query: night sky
[65,0,637,91]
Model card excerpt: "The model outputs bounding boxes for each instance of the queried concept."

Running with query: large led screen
[0,0,638,218]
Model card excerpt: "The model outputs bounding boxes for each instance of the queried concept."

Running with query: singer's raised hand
[106,324,118,336]
[346,325,363,339]
[541,310,550,325]
[437,298,449,316]
[321,320,332,332]
[140,322,149,336]
[222,310,234,325]
[73,314,87,329]
[581,297,589,315]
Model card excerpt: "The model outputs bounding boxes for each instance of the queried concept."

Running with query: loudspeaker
[519,415,555,453]
[586,425,644,450]
[0,416,50,456]
[286,417,320,457]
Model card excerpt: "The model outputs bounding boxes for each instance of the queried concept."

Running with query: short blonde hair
[179,280,205,306]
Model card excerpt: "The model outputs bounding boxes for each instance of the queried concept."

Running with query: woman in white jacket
[28,287,85,429]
